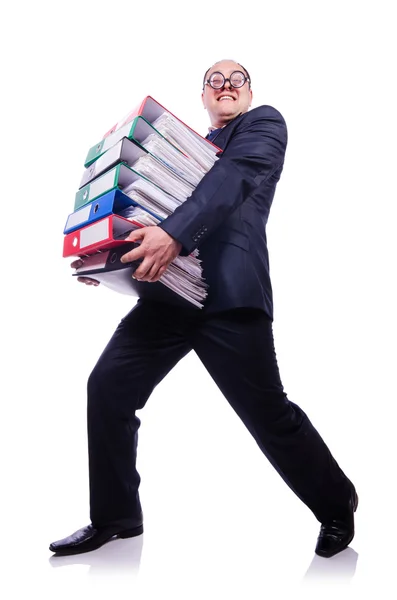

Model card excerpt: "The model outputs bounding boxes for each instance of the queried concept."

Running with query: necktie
[206,127,222,142]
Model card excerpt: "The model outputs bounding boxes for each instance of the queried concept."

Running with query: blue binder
[63,189,163,234]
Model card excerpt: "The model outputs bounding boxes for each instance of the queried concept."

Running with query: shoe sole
[118,525,144,539]
[315,533,354,558]
[51,524,143,556]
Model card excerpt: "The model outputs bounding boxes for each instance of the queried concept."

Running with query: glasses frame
[204,70,251,90]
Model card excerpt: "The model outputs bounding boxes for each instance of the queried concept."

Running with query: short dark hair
[202,60,251,90]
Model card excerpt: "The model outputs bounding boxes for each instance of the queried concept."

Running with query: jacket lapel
[207,112,245,150]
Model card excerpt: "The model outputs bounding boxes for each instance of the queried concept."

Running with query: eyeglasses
[204,70,250,90]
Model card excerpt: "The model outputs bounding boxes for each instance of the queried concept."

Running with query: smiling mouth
[217,95,235,101]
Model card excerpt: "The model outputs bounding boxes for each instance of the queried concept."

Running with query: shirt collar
[208,125,225,133]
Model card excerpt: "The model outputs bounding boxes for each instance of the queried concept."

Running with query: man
[50,59,357,559]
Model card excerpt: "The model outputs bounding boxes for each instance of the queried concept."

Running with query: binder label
[66,204,91,230]
[80,219,109,248]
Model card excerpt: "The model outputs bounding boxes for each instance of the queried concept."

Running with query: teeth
[219,96,234,101]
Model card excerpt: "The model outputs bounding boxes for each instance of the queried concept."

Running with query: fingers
[140,262,163,282]
[77,277,100,286]
[72,259,99,285]
[124,228,147,243]
[133,259,168,282]
[148,264,168,282]
[120,244,145,264]
[71,259,84,269]
[132,257,156,281]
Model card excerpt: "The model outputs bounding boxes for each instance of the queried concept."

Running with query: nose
[223,78,232,89]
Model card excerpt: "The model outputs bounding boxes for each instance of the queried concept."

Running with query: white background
[1,0,395,598]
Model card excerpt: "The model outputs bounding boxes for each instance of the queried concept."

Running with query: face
[202,60,253,128]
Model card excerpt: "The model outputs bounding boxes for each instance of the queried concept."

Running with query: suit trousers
[87,299,353,529]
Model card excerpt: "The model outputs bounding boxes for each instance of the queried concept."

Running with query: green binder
[84,116,183,168]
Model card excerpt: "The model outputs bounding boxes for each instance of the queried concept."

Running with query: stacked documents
[151,112,220,171]
[62,96,222,308]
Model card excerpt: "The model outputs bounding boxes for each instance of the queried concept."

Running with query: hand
[71,259,100,286]
[121,226,182,282]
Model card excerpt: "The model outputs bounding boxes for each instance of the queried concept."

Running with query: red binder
[63,215,140,258]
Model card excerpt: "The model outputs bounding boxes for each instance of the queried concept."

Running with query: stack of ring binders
[62,96,222,309]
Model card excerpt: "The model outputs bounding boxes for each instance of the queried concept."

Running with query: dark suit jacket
[134,105,288,320]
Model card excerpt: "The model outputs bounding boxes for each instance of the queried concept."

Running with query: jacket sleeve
[158,105,287,255]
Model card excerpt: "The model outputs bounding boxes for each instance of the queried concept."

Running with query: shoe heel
[119,525,143,539]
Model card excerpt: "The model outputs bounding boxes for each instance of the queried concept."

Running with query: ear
[201,91,206,109]
[249,89,253,107]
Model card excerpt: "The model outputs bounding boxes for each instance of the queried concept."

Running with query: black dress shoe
[315,487,358,558]
[49,523,143,556]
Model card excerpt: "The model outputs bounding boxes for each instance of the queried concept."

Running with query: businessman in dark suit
[50,59,357,558]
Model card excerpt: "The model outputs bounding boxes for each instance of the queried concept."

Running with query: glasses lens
[209,73,225,89]
[230,72,246,88]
